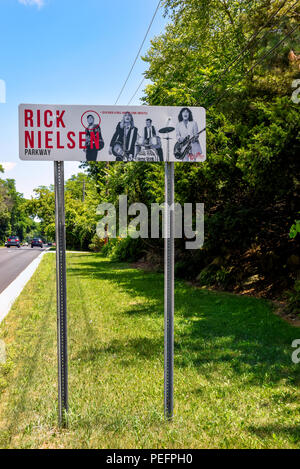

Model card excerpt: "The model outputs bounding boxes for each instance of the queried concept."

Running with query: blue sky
[0,0,167,197]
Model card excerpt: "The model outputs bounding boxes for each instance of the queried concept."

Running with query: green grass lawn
[0,252,300,449]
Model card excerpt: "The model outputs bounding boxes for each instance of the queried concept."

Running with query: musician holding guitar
[109,112,138,161]
[175,108,204,161]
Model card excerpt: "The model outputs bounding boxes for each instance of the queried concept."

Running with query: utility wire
[201,0,299,101]
[208,22,299,108]
[127,1,299,108]
[128,77,146,105]
[115,0,162,105]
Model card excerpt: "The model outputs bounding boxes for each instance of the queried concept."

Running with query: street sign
[19,103,207,426]
[19,104,206,163]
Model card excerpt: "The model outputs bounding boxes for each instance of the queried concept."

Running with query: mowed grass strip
[0,252,300,449]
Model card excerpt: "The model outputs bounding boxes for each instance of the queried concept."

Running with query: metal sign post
[164,131,174,420]
[54,161,68,427]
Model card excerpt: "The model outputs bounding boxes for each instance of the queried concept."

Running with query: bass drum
[135,148,159,162]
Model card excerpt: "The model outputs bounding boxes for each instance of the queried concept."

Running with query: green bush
[100,237,144,263]
[197,263,233,288]
[110,237,144,262]
[215,266,234,289]
[88,234,105,253]
[101,239,118,258]
[290,215,300,239]
[197,264,219,286]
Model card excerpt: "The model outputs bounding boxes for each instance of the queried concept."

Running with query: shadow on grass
[75,337,163,365]
[68,257,300,387]
[248,424,300,443]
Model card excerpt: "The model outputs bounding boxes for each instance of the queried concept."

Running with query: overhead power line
[128,78,146,105]
[127,0,299,109]
[208,22,300,108]
[201,0,299,102]
[114,0,162,105]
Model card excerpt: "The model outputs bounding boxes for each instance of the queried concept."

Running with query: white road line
[0,250,48,324]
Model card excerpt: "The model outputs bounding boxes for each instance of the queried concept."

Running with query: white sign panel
[19,104,206,163]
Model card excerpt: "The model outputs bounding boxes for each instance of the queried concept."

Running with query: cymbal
[159,126,175,134]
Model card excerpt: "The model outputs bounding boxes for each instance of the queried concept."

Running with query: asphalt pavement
[0,246,46,294]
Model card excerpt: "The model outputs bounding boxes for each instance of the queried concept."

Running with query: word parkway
[25,149,52,156]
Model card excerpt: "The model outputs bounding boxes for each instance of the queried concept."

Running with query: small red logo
[81,110,101,130]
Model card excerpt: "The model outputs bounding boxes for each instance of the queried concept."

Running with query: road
[0,247,46,294]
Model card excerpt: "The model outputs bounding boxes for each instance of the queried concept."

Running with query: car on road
[6,236,21,248]
[31,238,43,248]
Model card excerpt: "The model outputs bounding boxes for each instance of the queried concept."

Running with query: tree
[0,174,35,242]
[27,173,101,250]
[92,0,300,295]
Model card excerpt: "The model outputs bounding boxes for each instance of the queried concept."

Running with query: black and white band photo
[80,106,205,162]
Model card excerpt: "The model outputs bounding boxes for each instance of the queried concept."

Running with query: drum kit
[113,122,176,162]
[135,132,165,162]
[135,124,176,162]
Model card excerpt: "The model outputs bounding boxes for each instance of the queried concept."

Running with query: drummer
[144,119,156,145]
[143,119,163,161]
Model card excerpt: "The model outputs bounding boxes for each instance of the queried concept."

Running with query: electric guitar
[174,128,206,160]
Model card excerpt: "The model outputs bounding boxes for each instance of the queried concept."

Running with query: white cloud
[18,0,45,8]
[1,162,17,172]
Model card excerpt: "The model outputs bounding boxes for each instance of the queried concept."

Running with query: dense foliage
[26,1,300,310]
[26,173,100,250]
[79,0,300,304]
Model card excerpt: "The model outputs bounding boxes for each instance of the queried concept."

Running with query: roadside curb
[0,250,47,324]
